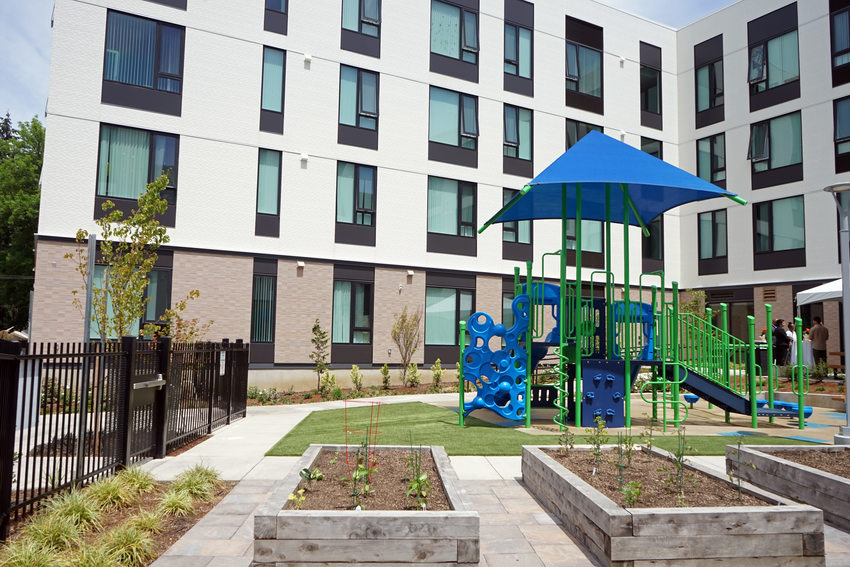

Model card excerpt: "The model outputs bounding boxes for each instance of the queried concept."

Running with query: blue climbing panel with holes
[580,359,626,427]
[461,295,530,420]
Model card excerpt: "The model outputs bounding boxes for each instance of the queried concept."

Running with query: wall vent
[763,287,777,302]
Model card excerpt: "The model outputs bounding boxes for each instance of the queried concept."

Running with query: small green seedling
[288,489,306,510]
[300,467,324,490]
[621,481,642,507]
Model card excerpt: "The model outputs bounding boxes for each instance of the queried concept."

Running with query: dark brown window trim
[143,0,186,9]
[504,74,533,97]
[335,222,376,246]
[833,0,850,89]
[751,162,804,189]
[698,257,728,275]
[102,81,182,116]
[503,240,532,261]
[250,343,275,364]
[331,343,373,365]
[696,105,724,129]
[427,233,477,256]
[837,148,850,174]
[334,264,374,282]
[264,9,287,35]
[430,52,479,83]
[641,110,662,130]
[341,28,380,58]
[749,80,800,112]
[566,90,603,115]
[505,0,533,26]
[642,256,663,273]
[95,195,176,228]
[427,271,475,289]
[694,34,723,67]
[835,63,850,88]
[338,124,379,150]
[260,109,284,134]
[567,250,604,270]
[754,248,806,270]
[255,213,279,237]
[424,345,461,365]
[250,258,278,364]
[566,15,602,49]
[428,141,477,168]
[503,155,533,177]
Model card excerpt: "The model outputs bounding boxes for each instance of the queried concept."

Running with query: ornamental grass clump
[0,539,58,567]
[102,524,155,567]
[156,489,194,517]
[43,489,102,530]
[117,466,157,495]
[65,544,119,567]
[126,509,162,534]
[87,475,139,511]
[23,512,80,552]
[171,465,221,501]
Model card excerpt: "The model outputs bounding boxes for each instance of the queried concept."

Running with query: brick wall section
[372,268,426,366]
[754,285,794,337]
[475,275,504,350]
[276,260,333,364]
[31,239,85,343]
[171,251,252,342]
[822,300,842,366]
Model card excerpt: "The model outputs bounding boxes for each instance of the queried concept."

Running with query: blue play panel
[716,431,766,436]
[783,435,829,444]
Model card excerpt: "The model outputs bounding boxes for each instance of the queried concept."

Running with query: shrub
[86,476,139,511]
[430,359,443,391]
[309,319,330,393]
[102,524,155,567]
[156,490,194,517]
[319,371,337,399]
[23,513,80,552]
[380,364,391,389]
[350,365,363,392]
[117,466,157,494]
[392,307,422,386]
[331,386,344,400]
[44,489,101,530]
[407,363,421,387]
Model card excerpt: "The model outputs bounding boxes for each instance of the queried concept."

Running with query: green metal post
[622,184,632,428]
[525,262,533,428]
[561,183,573,429]
[705,306,714,410]
[748,316,758,428]
[795,316,805,430]
[721,302,729,397]
[765,304,774,416]
[574,183,583,427]
[605,183,614,358]
[651,285,658,422]
[513,266,521,296]
[671,281,680,426]
[458,320,466,426]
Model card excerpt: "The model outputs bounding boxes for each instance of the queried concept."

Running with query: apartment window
[698,209,727,275]
[335,162,377,246]
[503,188,531,261]
[833,4,850,85]
[341,0,381,57]
[697,133,726,187]
[641,137,662,159]
[565,219,604,269]
[642,217,664,272]
[565,16,603,114]
[260,47,285,134]
[694,34,724,128]
[505,24,532,78]
[255,149,281,237]
[425,287,473,345]
[504,0,533,96]
[429,86,478,167]
[102,11,184,115]
[250,258,278,364]
[502,292,515,328]
[430,0,479,82]
[339,66,379,149]
[264,0,287,34]
[748,111,803,188]
[639,42,662,129]
[96,124,178,226]
[747,3,799,111]
[333,281,372,344]
[427,176,476,256]
[753,195,806,270]
[504,105,532,177]
[566,119,602,150]
[835,96,850,173]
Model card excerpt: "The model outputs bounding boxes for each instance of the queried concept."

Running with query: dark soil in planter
[764,449,850,478]
[544,448,765,508]
[287,449,451,511]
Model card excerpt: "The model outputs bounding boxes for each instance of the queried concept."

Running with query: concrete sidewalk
[145,394,850,567]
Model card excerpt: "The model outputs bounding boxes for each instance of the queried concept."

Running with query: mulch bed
[286,448,450,511]
[765,449,850,479]
[544,448,765,508]
[247,385,459,406]
[776,379,845,395]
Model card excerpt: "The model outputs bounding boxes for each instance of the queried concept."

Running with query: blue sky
[0,0,738,127]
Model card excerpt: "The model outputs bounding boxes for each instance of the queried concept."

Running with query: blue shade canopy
[482,131,744,231]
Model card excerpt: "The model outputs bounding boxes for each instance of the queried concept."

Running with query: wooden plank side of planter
[631,507,823,536]
[610,533,803,561]
[633,556,825,567]
[275,511,479,539]
[264,563,473,567]
[255,445,322,540]
[254,538,457,563]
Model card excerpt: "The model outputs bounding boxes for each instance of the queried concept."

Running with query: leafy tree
[66,176,169,339]
[0,115,43,329]
[391,306,422,386]
[309,319,330,392]
[680,289,708,321]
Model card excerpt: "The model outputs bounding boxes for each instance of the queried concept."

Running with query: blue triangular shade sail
[483,131,743,230]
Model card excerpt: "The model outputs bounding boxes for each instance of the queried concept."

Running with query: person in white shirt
[787,322,797,366]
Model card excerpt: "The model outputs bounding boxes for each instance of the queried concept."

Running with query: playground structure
[458,132,811,431]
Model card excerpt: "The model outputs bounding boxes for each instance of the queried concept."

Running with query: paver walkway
[144,394,850,566]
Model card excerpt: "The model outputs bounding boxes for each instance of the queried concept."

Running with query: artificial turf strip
[265,402,565,456]
[265,401,822,457]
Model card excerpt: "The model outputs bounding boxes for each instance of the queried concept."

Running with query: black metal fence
[0,337,249,540]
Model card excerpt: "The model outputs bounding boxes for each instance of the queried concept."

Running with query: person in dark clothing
[773,318,791,366]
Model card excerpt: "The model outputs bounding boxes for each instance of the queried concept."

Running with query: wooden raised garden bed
[522,445,825,567]
[253,444,479,566]
[726,445,850,532]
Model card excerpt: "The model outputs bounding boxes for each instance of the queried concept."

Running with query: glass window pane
[358,166,375,218]
[713,60,724,101]
[582,220,603,253]
[360,71,377,116]
[463,11,477,50]
[144,270,170,323]
[262,48,284,112]
[641,66,661,114]
[716,210,727,257]
[749,44,766,82]
[713,135,726,181]
[257,149,280,215]
[425,287,456,345]
[837,98,850,140]
[97,125,150,199]
[697,138,711,182]
[505,24,516,64]
[105,13,156,88]
[767,30,799,89]
[342,0,358,31]
[336,162,355,223]
[772,197,805,251]
[518,108,532,160]
[363,0,380,22]
[518,27,532,78]
[754,203,771,252]
[460,184,474,225]
[578,46,601,97]
[834,11,850,57]
[157,25,182,93]
[502,293,515,328]
[353,283,370,335]
[698,212,713,259]
[459,290,473,323]
[749,123,768,160]
[566,42,578,78]
[430,1,460,58]
[696,65,709,112]
[504,106,518,144]
[252,275,276,343]
[332,281,351,343]
[461,96,477,137]
[152,134,177,188]
[428,176,458,234]
[518,219,531,244]
[429,87,459,145]
[339,66,358,126]
[266,0,286,12]
[769,112,801,168]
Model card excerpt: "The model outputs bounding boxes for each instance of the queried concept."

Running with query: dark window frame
[835,95,850,173]
[338,65,380,149]
[639,42,662,130]
[747,110,804,188]
[831,4,850,86]
[746,3,799,111]
[264,0,288,35]
[336,162,377,227]
[565,15,604,115]
[430,0,479,82]
[341,0,382,57]
[426,177,477,256]
[255,148,281,238]
[428,86,479,167]
[696,133,726,188]
[250,258,278,364]
[332,281,374,345]
[260,46,286,134]
[424,286,475,344]
[752,195,806,270]
[642,216,664,273]
[696,59,724,112]
[342,0,381,36]
[698,209,728,275]
[747,29,799,94]
[504,22,532,79]
[640,137,663,159]
[566,118,602,150]
[430,0,479,64]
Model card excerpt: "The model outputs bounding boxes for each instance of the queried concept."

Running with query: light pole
[824,183,850,445]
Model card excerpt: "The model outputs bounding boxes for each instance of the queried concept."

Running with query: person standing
[810,316,829,366]
[773,319,791,367]
[787,322,797,365]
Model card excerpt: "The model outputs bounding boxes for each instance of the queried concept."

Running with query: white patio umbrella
[796,279,842,306]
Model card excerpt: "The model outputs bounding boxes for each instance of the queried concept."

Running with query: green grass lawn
[265,401,821,457]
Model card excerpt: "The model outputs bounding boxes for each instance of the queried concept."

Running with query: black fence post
[153,337,171,459]
[0,340,22,541]
[222,338,232,425]
[207,342,215,434]
[116,336,137,469]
